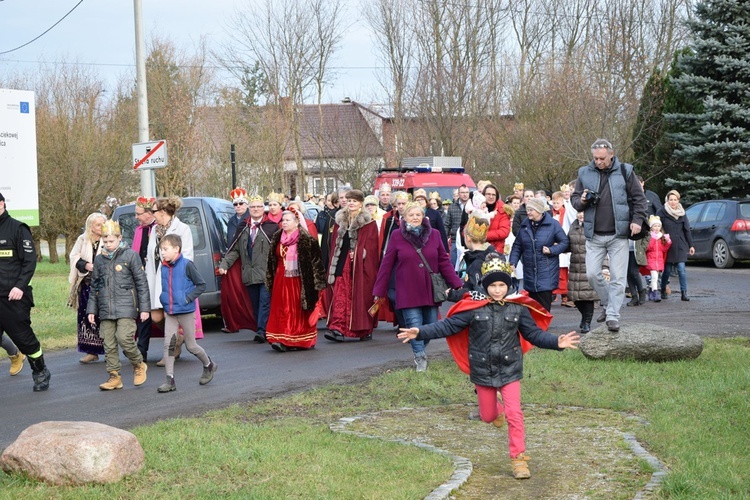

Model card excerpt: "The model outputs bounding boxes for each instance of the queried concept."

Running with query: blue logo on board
[20,102,30,113]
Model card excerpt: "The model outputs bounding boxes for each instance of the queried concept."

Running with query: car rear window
[740,202,750,219]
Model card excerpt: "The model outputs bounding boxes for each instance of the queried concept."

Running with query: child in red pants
[399,255,579,479]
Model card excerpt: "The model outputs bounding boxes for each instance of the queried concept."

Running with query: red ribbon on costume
[444,293,553,375]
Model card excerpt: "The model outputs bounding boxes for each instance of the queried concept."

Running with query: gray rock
[579,322,703,362]
[0,421,144,485]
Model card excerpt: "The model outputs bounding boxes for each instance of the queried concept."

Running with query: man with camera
[571,140,648,332]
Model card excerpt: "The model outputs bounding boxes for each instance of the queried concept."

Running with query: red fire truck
[372,156,476,202]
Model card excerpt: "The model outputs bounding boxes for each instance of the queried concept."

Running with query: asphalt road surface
[1,263,747,448]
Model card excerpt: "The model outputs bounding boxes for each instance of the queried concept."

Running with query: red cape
[444,293,553,375]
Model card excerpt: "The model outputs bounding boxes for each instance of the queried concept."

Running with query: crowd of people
[2,138,699,480]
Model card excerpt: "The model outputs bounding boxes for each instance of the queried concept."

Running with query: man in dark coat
[638,176,663,217]
[511,190,536,236]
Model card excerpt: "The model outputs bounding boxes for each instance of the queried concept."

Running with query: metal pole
[134,0,154,197]
[230,144,236,189]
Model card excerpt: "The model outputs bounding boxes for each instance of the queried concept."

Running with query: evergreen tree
[632,69,668,195]
[665,0,750,202]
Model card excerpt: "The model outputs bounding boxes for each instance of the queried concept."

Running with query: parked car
[112,197,235,313]
[685,198,750,268]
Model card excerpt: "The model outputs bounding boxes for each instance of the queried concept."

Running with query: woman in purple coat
[373,202,462,372]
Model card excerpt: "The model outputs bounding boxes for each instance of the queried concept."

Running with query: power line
[0,0,84,56]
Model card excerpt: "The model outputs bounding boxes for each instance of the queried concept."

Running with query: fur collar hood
[335,208,372,233]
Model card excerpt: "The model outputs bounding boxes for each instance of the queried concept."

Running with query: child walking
[157,234,216,392]
[86,220,150,390]
[398,255,579,479]
[643,215,671,302]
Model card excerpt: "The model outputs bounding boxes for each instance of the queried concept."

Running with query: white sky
[0,0,384,103]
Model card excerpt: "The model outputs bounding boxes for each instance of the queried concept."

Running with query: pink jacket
[645,233,671,272]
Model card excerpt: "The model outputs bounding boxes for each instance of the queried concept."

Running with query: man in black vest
[571,140,647,332]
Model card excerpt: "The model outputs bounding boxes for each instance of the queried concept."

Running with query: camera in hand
[585,190,600,206]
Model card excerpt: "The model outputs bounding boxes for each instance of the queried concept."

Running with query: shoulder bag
[410,243,449,303]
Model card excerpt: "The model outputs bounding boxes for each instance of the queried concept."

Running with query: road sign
[132,140,168,170]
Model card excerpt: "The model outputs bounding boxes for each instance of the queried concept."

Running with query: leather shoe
[253,333,266,343]
[606,320,620,332]
[324,330,345,342]
[359,333,373,341]
[596,309,607,323]
[271,342,287,352]
[79,354,99,364]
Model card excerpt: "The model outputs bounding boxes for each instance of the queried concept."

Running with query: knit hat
[465,213,489,242]
[364,195,378,206]
[648,215,662,228]
[480,254,513,290]
[525,197,548,214]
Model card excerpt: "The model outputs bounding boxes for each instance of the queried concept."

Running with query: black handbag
[411,244,449,303]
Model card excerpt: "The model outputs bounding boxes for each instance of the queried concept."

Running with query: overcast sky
[0,0,383,103]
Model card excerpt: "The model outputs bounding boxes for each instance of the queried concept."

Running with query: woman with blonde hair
[657,190,695,301]
[265,207,327,351]
[68,212,108,363]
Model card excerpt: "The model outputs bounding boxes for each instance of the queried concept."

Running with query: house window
[314,177,336,194]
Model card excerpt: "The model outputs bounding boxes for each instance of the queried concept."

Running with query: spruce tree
[665,0,750,202]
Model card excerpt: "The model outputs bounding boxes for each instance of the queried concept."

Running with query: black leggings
[627,251,645,295]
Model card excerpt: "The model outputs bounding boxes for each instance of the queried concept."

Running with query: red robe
[444,293,553,375]
[329,219,380,333]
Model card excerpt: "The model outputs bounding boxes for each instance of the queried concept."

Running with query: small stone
[579,323,703,362]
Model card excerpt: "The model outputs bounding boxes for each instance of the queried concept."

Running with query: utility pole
[134,0,155,197]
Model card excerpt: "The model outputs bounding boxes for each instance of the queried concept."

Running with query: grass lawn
[1,260,748,497]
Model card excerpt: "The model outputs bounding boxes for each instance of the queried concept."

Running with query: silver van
[112,197,234,314]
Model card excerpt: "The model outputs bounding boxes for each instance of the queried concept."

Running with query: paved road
[1,263,747,448]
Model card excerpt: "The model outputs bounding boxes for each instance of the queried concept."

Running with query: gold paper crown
[101,219,121,237]
[247,194,264,203]
[412,188,428,201]
[229,187,248,203]
[465,213,489,241]
[560,184,571,192]
[481,258,513,278]
[429,191,440,200]
[514,182,524,191]
[135,196,156,210]
[267,191,283,204]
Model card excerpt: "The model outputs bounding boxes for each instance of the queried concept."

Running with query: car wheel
[712,238,735,269]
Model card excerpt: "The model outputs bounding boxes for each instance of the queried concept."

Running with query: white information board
[0,89,39,226]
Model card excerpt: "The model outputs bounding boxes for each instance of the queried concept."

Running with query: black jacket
[0,211,36,295]
[656,207,694,263]
[87,246,151,320]
[417,300,561,387]
[447,245,497,302]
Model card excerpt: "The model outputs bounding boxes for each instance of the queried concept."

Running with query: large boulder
[579,323,703,361]
[0,421,144,485]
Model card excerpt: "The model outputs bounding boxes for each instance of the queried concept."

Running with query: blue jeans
[400,306,437,356]
[450,241,458,268]
[247,283,271,335]
[661,261,687,293]
[585,234,628,321]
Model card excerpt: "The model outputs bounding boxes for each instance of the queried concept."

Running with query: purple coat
[373,220,462,309]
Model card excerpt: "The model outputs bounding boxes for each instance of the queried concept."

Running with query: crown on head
[560,184,571,192]
[229,187,248,203]
[135,196,156,210]
[267,191,283,204]
[465,214,489,241]
[101,219,121,237]
[429,191,440,200]
[481,258,513,278]
[247,194,264,203]
[513,182,524,191]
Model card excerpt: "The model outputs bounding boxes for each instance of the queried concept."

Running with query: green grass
[27,260,77,351]
[2,261,749,497]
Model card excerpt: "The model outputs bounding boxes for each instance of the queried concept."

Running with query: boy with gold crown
[398,254,579,479]
[87,220,150,391]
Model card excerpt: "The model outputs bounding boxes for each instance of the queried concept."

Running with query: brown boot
[99,371,123,391]
[511,453,531,479]
[79,353,99,364]
[133,362,148,386]
[9,353,25,376]
[492,415,505,428]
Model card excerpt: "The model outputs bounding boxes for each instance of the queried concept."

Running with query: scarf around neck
[664,202,685,219]
[280,229,300,277]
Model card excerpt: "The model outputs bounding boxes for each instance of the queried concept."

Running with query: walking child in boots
[157,234,216,392]
[643,215,671,302]
[398,255,579,479]
[86,220,149,390]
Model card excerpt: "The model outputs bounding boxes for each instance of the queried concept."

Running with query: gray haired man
[570,140,648,332]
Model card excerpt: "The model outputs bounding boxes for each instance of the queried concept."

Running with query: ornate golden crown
[101,219,121,237]
[481,258,513,278]
[135,196,156,209]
